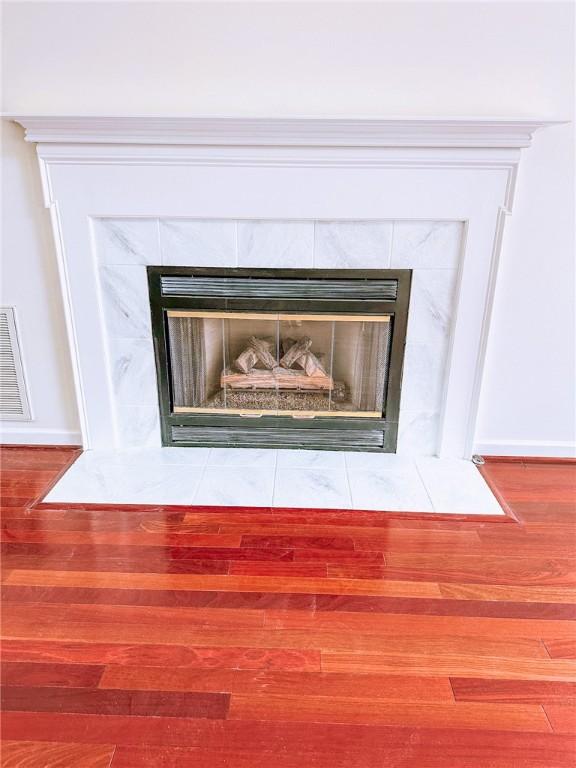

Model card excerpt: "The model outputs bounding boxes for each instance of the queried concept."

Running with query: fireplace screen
[168,312,391,417]
[149,268,411,452]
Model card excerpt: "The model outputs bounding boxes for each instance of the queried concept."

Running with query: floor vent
[0,308,31,420]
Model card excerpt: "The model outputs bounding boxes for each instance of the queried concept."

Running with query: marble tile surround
[95,218,463,454]
[45,448,504,516]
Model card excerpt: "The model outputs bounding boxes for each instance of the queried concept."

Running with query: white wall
[0,120,81,444]
[2,1,574,455]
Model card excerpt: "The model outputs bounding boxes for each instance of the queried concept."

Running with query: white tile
[99,265,151,339]
[43,449,503,516]
[81,447,210,467]
[115,405,161,448]
[109,338,158,407]
[348,467,433,512]
[407,269,458,348]
[396,410,440,457]
[194,467,274,507]
[273,468,352,509]
[314,221,393,268]
[277,449,346,469]
[160,220,237,266]
[95,218,159,266]
[391,221,463,269]
[400,342,448,414]
[238,221,314,268]
[45,461,203,506]
[344,452,414,471]
[207,448,277,467]
[417,457,504,515]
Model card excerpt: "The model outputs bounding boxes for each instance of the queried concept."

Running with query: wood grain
[1,638,321,671]
[450,677,576,704]
[545,639,576,658]
[1,685,229,718]
[1,446,575,766]
[2,570,442,597]
[322,652,576,681]
[1,661,104,688]
[227,693,551,731]
[0,740,115,768]
[99,666,454,701]
[543,704,576,733]
[2,713,574,768]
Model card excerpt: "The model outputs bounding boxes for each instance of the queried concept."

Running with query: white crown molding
[5,115,561,149]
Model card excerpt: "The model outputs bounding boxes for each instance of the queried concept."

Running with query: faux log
[235,348,258,374]
[301,351,327,378]
[280,337,312,369]
[221,367,334,391]
[249,337,277,370]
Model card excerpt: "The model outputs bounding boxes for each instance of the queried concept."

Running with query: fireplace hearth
[149,267,411,451]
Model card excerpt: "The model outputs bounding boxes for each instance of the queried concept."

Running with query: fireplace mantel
[6,114,554,458]
[8,115,555,148]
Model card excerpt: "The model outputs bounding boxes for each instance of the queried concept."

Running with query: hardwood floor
[1,446,575,767]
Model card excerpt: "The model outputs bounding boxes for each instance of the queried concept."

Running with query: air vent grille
[0,308,31,420]
[161,276,398,301]
[171,425,384,450]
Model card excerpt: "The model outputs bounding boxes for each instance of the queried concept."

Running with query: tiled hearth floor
[43,448,504,515]
[1,446,576,767]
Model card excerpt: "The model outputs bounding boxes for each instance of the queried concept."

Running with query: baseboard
[0,426,83,446]
[473,439,576,459]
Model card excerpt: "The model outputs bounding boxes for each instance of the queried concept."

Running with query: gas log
[229,335,332,391]
[300,351,327,378]
[234,337,277,373]
[248,336,277,369]
[280,337,312,369]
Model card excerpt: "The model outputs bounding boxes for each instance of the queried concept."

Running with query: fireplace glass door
[149,267,411,452]
[167,311,391,418]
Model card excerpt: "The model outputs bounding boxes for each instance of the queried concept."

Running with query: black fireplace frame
[148,267,411,452]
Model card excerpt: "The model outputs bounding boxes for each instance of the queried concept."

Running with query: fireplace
[149,267,411,451]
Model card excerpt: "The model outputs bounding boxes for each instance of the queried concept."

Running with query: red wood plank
[227,692,551,731]
[0,529,242,548]
[0,740,115,768]
[264,608,576,642]
[312,593,576,619]
[240,535,355,550]
[292,548,384,563]
[544,704,576,733]
[3,570,442,597]
[0,584,316,610]
[229,562,327,577]
[3,615,549,657]
[1,685,229,718]
[450,677,576,703]
[322,652,576,681]
[2,554,231,575]
[1,639,321,671]
[2,712,574,759]
[3,600,266,629]
[545,639,576,658]
[1,661,104,688]
[384,553,576,586]
[99,666,454,701]
[326,564,386,579]
[1,541,294,562]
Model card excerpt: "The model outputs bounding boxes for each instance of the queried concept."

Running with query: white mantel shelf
[7,115,558,148]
